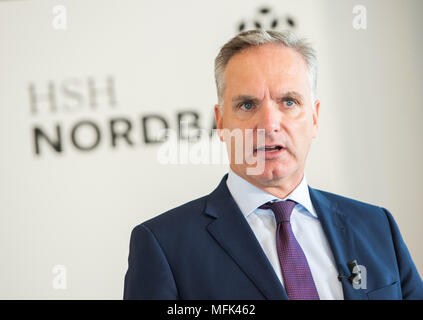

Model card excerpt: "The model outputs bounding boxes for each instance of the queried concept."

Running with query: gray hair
[214,29,317,107]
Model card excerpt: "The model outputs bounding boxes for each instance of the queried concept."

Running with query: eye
[284,99,295,107]
[239,101,255,111]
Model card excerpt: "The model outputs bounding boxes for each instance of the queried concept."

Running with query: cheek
[221,111,234,129]
[287,116,314,147]
[223,113,252,131]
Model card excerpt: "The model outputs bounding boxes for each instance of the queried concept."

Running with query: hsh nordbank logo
[28,76,216,157]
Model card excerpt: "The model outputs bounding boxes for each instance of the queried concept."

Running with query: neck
[230,166,304,200]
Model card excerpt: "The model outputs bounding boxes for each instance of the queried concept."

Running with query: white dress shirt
[226,169,344,300]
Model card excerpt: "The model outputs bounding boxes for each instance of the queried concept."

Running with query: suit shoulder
[313,188,385,215]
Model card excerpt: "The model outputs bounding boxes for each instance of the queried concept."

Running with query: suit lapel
[308,187,367,300]
[204,174,288,300]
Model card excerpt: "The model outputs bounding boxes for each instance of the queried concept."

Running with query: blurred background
[0,0,422,299]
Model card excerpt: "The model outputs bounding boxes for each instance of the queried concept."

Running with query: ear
[214,104,224,141]
[312,100,320,139]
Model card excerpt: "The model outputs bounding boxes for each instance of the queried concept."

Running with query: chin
[264,168,290,181]
[250,165,293,184]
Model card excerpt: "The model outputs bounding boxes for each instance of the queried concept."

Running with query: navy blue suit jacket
[124,174,423,299]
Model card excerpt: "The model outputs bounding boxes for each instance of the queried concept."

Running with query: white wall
[0,0,421,299]
[310,0,423,280]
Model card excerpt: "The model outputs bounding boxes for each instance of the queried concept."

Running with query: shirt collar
[226,168,318,219]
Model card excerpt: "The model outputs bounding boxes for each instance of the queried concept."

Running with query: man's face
[214,43,320,190]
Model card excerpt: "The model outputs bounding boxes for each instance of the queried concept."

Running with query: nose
[255,99,282,134]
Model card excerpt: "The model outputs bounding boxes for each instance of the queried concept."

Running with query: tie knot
[259,200,297,223]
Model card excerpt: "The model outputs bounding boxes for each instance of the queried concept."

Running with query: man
[124,30,423,300]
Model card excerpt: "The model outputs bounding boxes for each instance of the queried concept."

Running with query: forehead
[223,43,310,97]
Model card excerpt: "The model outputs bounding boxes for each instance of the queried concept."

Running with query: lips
[254,144,285,152]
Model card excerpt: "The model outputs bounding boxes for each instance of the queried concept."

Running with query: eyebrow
[231,91,305,103]
[231,95,260,104]
[279,91,305,102]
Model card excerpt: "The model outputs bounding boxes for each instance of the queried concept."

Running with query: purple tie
[259,200,319,300]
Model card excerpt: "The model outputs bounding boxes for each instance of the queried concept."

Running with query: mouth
[254,144,285,153]
[253,144,286,159]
